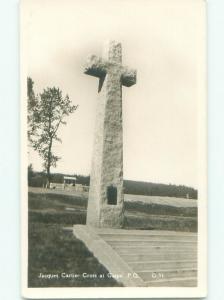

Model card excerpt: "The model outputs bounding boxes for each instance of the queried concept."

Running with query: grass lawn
[28,223,121,287]
[28,190,197,287]
[28,193,121,287]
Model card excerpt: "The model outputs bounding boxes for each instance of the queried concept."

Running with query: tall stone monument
[84,40,136,228]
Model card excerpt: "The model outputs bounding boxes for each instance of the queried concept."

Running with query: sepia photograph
[21,0,207,298]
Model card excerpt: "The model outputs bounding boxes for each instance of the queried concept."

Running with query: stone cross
[84,40,136,228]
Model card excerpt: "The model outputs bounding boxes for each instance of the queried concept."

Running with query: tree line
[28,168,197,199]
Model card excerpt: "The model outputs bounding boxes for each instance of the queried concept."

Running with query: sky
[23,0,206,189]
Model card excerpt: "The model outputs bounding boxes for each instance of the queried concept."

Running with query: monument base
[99,206,124,228]
[87,201,125,229]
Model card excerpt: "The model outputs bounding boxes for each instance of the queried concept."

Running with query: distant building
[63,176,77,188]
[50,176,89,192]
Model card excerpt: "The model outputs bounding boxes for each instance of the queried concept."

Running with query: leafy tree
[28,163,34,185]
[27,78,78,187]
[27,77,39,142]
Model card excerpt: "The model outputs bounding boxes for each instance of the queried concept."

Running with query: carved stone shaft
[84,41,136,228]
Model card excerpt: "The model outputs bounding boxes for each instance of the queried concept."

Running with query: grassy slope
[28,191,197,287]
[28,223,121,287]
[28,193,121,287]
[29,191,197,231]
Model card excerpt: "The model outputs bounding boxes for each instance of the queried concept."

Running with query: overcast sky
[23,0,205,189]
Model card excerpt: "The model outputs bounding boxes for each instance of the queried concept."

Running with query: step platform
[73,225,197,287]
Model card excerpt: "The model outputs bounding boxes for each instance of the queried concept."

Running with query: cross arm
[84,55,107,78]
[121,67,137,87]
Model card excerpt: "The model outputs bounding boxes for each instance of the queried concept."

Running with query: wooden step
[145,277,197,287]
[129,260,197,271]
[120,252,197,262]
[112,245,197,253]
[99,233,197,242]
[95,228,197,236]
[137,268,197,281]
[108,240,196,247]
[115,248,197,255]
